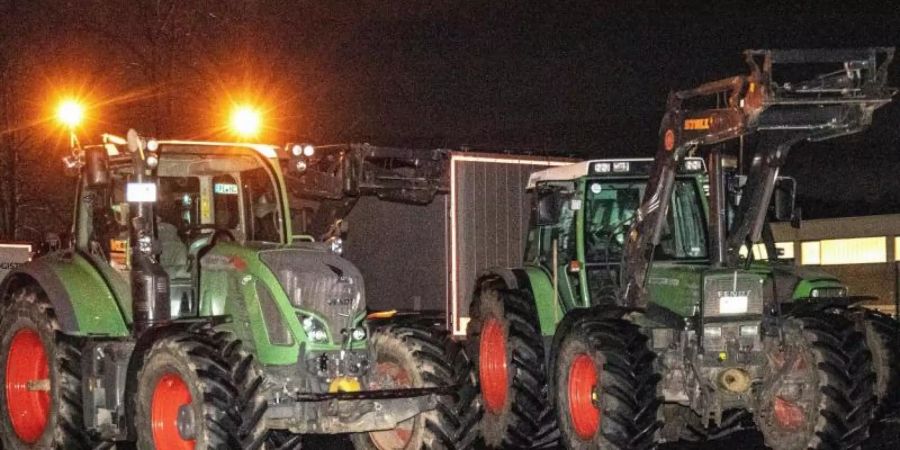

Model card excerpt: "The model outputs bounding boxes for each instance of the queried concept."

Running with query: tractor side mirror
[773,177,797,223]
[790,206,802,229]
[535,187,563,226]
[84,146,110,188]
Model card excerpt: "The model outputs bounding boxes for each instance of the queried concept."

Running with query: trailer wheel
[134,324,267,450]
[0,286,97,449]
[849,309,900,419]
[351,322,471,450]
[552,315,660,450]
[755,312,875,450]
[465,287,558,448]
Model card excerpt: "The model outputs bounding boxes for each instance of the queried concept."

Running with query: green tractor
[0,130,472,449]
[464,47,900,449]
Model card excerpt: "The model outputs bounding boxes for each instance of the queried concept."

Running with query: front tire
[134,323,266,450]
[754,312,875,450]
[465,287,558,448]
[552,315,660,450]
[0,286,96,449]
[351,322,471,450]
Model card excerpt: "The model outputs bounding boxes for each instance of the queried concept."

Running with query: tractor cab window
[77,147,284,275]
[212,175,240,230]
[583,178,707,263]
[526,182,577,265]
[242,167,281,242]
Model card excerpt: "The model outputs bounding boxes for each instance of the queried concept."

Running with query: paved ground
[305,419,900,449]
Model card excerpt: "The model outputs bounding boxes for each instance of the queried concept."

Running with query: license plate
[126,182,157,202]
[719,295,748,314]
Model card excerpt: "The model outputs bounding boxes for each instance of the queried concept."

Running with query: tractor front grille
[703,271,765,318]
[260,247,365,338]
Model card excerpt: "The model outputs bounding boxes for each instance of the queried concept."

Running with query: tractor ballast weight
[623,47,896,308]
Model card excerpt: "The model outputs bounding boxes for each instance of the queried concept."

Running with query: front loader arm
[621,47,895,309]
[285,144,449,239]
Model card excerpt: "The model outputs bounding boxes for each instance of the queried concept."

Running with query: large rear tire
[465,287,558,449]
[849,309,900,419]
[134,323,267,450]
[552,315,660,450]
[0,286,97,449]
[754,312,875,450]
[351,321,471,450]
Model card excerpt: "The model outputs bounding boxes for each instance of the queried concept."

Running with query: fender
[473,267,529,293]
[474,266,562,337]
[0,253,129,336]
[782,295,874,316]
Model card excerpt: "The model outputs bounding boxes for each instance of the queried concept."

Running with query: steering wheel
[183,224,235,244]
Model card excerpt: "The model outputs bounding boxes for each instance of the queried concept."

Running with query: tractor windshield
[81,146,284,276]
[153,149,284,244]
[584,178,707,263]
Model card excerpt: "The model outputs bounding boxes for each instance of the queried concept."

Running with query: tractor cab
[75,140,290,319]
[524,157,709,310]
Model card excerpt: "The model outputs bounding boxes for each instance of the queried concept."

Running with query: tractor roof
[527,157,706,189]
[95,135,280,159]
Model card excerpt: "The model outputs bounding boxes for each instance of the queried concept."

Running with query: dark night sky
[298,1,900,219]
[5,1,900,224]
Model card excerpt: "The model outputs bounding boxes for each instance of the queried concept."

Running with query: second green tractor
[465,47,900,450]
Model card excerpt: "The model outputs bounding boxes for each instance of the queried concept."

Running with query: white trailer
[0,243,32,282]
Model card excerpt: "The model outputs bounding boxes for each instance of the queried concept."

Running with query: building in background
[767,215,900,314]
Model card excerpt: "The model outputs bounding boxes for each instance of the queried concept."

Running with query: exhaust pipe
[126,129,171,336]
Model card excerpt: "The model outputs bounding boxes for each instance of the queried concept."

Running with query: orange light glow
[229,105,262,138]
[56,99,84,128]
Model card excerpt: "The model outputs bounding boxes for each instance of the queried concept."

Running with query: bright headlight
[301,315,329,343]
[329,237,343,255]
[351,327,367,341]
[810,287,847,298]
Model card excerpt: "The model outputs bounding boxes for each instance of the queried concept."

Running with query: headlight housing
[810,286,848,298]
[350,326,367,342]
[300,314,330,343]
[328,237,343,255]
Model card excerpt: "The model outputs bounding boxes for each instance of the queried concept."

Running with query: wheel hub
[177,404,196,440]
[368,362,415,450]
[568,353,601,441]
[151,372,196,450]
[479,316,509,414]
[5,328,50,444]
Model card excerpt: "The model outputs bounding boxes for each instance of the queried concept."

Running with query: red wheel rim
[369,362,415,450]
[479,316,508,414]
[568,354,600,441]
[151,372,195,450]
[5,328,50,443]
[769,350,810,431]
[773,396,804,430]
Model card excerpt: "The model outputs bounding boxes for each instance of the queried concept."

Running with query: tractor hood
[258,244,366,338]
